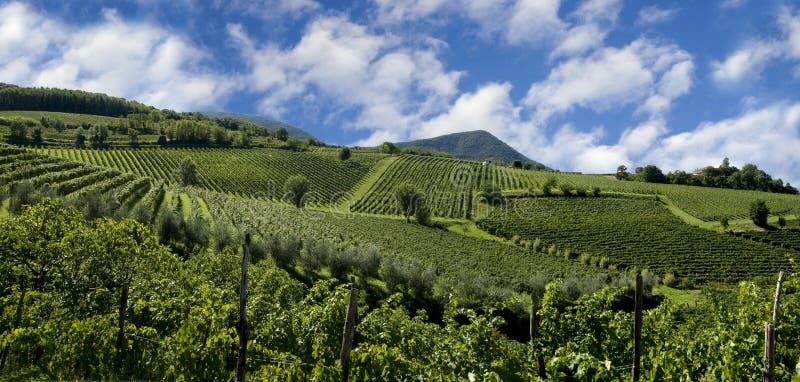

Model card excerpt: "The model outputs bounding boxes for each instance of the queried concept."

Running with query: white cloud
[646,102,800,185]
[371,0,624,55]
[711,41,783,84]
[551,0,622,59]
[230,16,463,137]
[526,38,693,121]
[0,2,234,111]
[721,0,746,10]
[504,0,566,45]
[712,6,800,85]
[0,2,64,84]
[636,5,678,26]
[414,82,521,140]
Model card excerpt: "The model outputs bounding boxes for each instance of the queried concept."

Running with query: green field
[512,171,800,221]
[35,147,386,202]
[476,196,796,282]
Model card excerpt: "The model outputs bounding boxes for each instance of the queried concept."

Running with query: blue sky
[1,0,799,184]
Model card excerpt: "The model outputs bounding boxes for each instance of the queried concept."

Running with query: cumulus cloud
[551,0,622,59]
[229,16,463,140]
[372,0,620,56]
[636,5,678,26]
[646,102,800,184]
[712,6,800,85]
[525,38,693,122]
[0,2,234,111]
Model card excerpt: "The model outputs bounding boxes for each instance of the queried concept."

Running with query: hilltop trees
[380,141,401,154]
[276,127,289,141]
[339,147,351,161]
[615,165,629,180]
[284,175,309,208]
[641,165,667,183]
[0,83,152,117]
[620,158,798,194]
[750,200,770,227]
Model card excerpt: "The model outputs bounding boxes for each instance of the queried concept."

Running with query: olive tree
[395,184,421,223]
[284,175,309,208]
[174,158,198,187]
[750,200,769,227]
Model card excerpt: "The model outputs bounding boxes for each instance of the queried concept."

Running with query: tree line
[0,83,152,117]
[616,158,798,194]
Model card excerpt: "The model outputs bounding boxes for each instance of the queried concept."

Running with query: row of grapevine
[35,147,386,203]
[733,228,800,251]
[351,156,530,218]
[476,196,796,282]
[0,145,153,210]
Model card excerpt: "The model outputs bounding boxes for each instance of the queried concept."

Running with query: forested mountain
[396,130,542,166]
[202,111,316,140]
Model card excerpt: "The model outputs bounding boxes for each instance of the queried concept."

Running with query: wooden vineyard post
[633,271,643,382]
[764,271,785,382]
[530,293,546,379]
[236,234,251,382]
[764,324,776,382]
[772,271,785,322]
[340,283,359,382]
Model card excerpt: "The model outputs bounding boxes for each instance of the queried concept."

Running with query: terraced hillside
[476,196,796,282]
[36,147,385,203]
[0,144,155,209]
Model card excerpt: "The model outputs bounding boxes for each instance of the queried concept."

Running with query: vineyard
[735,228,800,252]
[0,144,154,208]
[351,155,532,218]
[187,187,598,288]
[35,147,385,203]
[512,171,800,221]
[476,195,797,282]
[347,155,799,221]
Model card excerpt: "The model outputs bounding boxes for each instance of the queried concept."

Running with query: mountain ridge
[396,130,542,166]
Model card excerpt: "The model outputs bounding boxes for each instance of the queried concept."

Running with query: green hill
[396,130,540,166]
[201,111,317,140]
